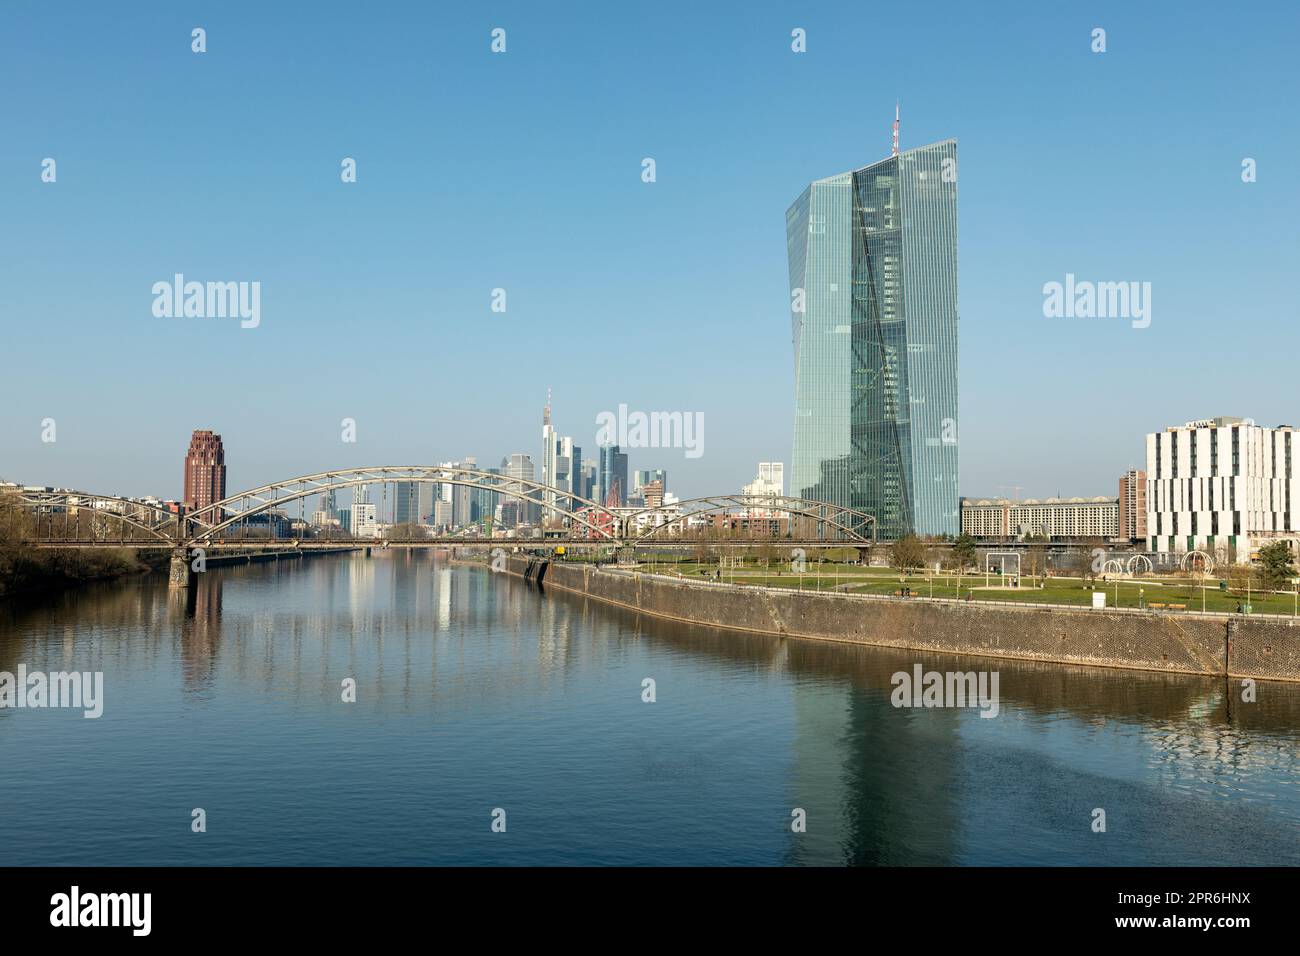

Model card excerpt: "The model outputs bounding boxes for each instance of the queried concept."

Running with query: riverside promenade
[494,555,1300,683]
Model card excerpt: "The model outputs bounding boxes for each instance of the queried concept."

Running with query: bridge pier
[168,548,194,590]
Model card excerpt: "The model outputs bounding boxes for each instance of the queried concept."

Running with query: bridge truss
[7,469,877,549]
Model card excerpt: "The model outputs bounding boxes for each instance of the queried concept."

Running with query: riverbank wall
[498,556,1300,683]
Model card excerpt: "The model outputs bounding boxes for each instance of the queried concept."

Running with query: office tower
[540,395,579,520]
[579,459,598,502]
[633,469,668,498]
[348,484,377,537]
[743,463,784,497]
[182,429,227,515]
[471,467,501,526]
[503,453,538,526]
[642,480,665,509]
[448,458,474,529]
[1146,417,1298,562]
[787,138,959,538]
[393,482,421,526]
[1118,469,1147,542]
[599,444,629,506]
[541,393,558,519]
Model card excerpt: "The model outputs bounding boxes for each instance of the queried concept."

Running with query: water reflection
[0,552,1295,866]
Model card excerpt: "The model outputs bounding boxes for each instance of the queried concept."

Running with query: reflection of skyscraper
[183,429,226,514]
[788,139,958,538]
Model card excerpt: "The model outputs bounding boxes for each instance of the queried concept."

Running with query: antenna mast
[892,101,900,157]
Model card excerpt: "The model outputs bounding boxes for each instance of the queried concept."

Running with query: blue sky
[2,0,1297,502]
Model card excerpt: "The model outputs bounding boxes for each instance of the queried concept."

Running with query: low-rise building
[961,496,1119,541]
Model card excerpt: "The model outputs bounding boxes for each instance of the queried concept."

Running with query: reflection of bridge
[11,466,877,585]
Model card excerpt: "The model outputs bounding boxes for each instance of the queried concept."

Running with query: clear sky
[2,0,1297,502]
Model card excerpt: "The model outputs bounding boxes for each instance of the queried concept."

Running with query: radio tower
[892,100,900,157]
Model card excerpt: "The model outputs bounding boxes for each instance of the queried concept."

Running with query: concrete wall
[503,557,1300,683]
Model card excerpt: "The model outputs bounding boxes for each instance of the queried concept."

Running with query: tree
[890,534,926,572]
[1078,537,1106,585]
[951,533,977,570]
[385,522,428,541]
[1255,542,1297,591]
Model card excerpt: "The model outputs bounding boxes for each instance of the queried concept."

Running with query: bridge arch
[9,489,186,543]
[183,466,623,544]
[618,495,877,543]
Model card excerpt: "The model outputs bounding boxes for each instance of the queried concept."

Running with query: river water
[1,552,1296,866]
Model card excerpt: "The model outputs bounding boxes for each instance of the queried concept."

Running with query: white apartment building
[1146,416,1297,563]
[743,462,784,497]
[351,502,379,538]
[960,497,1119,540]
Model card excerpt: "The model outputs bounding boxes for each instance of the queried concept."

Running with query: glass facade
[788,141,958,539]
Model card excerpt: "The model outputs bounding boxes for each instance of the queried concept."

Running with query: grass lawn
[628,560,1299,616]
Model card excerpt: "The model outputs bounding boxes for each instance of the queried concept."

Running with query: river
[1,552,1296,865]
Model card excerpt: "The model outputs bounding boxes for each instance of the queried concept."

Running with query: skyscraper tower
[787,133,959,539]
[541,389,558,521]
[182,430,226,515]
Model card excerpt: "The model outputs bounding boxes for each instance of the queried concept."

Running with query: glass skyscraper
[787,140,958,539]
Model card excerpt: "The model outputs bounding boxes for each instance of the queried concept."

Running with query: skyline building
[743,462,784,497]
[502,453,538,527]
[787,138,959,539]
[541,394,581,520]
[1146,417,1298,562]
[632,469,667,498]
[541,394,559,520]
[393,481,422,526]
[471,466,501,527]
[351,483,379,538]
[1118,469,1147,542]
[599,444,629,506]
[182,429,226,515]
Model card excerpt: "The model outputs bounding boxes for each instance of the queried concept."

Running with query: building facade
[182,429,227,515]
[599,445,628,507]
[788,140,959,539]
[502,453,538,527]
[743,462,784,497]
[1146,417,1297,562]
[1118,469,1147,541]
[960,497,1119,541]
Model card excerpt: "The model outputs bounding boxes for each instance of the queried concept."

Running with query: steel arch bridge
[13,489,183,543]
[8,467,878,549]
[182,466,620,543]
[618,494,877,544]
